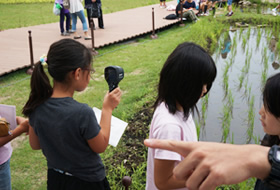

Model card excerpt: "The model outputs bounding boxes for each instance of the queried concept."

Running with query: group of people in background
[55,0,234,39]
[168,0,234,22]
[54,0,104,40]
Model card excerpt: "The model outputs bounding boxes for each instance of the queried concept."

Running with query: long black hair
[23,39,92,117]
[154,42,217,119]
[261,73,280,146]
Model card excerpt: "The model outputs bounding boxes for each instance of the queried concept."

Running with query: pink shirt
[146,102,197,190]
[0,143,12,165]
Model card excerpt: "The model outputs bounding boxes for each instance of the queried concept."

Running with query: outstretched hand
[144,139,271,190]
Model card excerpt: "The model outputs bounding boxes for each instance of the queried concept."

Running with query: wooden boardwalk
[0,0,180,76]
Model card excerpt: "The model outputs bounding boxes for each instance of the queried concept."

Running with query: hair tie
[40,54,47,67]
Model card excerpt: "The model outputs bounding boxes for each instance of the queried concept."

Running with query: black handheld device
[104,66,124,92]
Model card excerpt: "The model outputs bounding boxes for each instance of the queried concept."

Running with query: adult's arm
[144,139,271,190]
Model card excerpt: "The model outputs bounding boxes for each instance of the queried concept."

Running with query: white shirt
[69,0,84,13]
[146,102,198,190]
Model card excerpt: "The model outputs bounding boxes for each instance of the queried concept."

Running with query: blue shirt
[183,1,196,9]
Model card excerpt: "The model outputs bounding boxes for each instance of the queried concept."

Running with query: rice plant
[223,62,230,97]
[221,105,231,143]
[242,77,249,97]
[238,74,245,90]
[231,32,237,57]
[261,46,269,87]
[246,85,252,103]
[265,25,271,36]
[239,28,244,40]
[227,90,234,115]
[256,28,262,48]
[242,35,247,50]
[246,95,255,144]
[261,46,268,63]
[230,133,235,144]
[238,48,252,90]
[246,26,251,40]
[199,94,209,127]
[195,120,201,140]
[253,135,261,145]
[261,69,268,88]
[221,90,234,143]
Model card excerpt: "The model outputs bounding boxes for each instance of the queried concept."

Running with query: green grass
[1,1,280,189]
[0,0,173,30]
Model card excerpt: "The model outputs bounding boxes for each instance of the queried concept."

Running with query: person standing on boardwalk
[69,0,92,40]
[85,0,104,29]
[159,0,167,8]
[55,0,71,36]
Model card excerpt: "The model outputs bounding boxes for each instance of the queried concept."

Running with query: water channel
[197,26,280,144]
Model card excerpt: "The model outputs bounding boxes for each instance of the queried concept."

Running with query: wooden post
[150,8,158,39]
[90,18,98,56]
[179,0,185,27]
[26,30,34,75]
[122,176,132,190]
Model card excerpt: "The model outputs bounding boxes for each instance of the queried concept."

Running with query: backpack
[88,2,101,18]
[164,13,177,20]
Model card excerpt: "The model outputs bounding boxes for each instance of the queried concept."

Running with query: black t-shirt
[29,97,105,182]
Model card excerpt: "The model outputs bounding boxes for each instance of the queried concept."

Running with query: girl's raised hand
[102,87,122,112]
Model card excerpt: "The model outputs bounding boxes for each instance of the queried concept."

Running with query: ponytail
[22,61,53,117]
[22,39,92,117]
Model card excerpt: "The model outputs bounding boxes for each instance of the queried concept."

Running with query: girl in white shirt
[146,42,217,190]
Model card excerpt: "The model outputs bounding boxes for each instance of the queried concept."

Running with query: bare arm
[144,139,271,190]
[0,116,29,147]
[154,159,186,189]
[87,87,122,153]
[29,125,41,150]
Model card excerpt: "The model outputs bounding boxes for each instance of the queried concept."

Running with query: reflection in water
[197,27,280,144]
[221,32,231,59]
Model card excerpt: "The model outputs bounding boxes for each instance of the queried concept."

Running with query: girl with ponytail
[23,39,122,190]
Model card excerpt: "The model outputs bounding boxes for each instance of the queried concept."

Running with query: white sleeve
[153,123,183,161]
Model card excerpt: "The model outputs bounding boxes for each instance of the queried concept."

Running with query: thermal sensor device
[104,66,124,92]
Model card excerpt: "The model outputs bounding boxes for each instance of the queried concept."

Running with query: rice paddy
[197,26,280,144]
